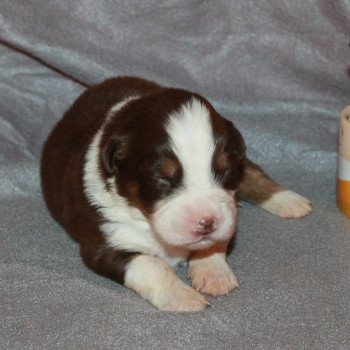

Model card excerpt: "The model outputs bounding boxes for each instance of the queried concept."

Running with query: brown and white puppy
[41,77,311,312]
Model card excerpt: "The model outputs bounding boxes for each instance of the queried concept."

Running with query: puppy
[41,77,311,312]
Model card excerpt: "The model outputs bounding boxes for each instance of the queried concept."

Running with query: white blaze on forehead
[166,98,215,191]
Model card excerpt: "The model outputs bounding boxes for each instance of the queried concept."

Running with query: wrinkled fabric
[0,1,349,349]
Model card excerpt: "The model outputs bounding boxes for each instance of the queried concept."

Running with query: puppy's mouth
[191,235,213,244]
[181,230,233,250]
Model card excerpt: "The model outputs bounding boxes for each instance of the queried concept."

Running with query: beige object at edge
[338,105,350,218]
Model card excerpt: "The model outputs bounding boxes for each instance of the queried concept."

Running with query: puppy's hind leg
[238,159,312,218]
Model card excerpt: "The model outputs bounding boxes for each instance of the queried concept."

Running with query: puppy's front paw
[260,190,312,218]
[125,254,209,312]
[156,282,209,312]
[189,259,239,297]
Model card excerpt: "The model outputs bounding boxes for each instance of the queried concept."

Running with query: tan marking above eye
[215,151,230,172]
[160,157,180,180]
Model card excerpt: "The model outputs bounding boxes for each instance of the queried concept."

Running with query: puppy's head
[101,89,245,250]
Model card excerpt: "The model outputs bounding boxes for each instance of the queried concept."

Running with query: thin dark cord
[0,37,91,88]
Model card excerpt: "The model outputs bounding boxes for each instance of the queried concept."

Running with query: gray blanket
[1,1,349,349]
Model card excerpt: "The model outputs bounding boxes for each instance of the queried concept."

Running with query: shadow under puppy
[41,77,312,312]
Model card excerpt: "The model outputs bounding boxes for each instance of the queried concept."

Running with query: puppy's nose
[195,216,217,235]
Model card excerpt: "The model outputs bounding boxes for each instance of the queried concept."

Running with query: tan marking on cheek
[124,181,151,217]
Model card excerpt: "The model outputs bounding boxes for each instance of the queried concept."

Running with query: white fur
[152,189,236,248]
[125,255,208,312]
[152,98,237,248]
[166,98,216,191]
[260,190,312,218]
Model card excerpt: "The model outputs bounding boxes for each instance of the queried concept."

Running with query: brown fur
[237,159,284,204]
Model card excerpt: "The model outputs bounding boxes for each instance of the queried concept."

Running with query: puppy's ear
[101,135,128,176]
[225,120,246,159]
[231,127,246,160]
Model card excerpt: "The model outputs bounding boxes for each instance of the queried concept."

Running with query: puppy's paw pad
[189,261,239,296]
[157,283,209,312]
[260,190,312,218]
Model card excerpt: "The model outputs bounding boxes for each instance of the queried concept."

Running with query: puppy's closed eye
[157,177,172,192]
[156,155,182,193]
[212,148,243,190]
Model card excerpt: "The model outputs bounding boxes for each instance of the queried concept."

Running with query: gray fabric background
[1,1,349,349]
